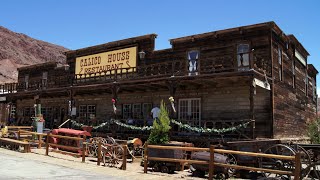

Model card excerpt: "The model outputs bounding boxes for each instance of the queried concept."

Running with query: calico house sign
[75,46,137,77]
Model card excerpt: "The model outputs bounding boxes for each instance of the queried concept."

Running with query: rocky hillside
[0,26,68,83]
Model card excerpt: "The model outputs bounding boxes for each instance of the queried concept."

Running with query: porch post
[167,80,178,118]
[250,75,256,139]
[111,83,120,137]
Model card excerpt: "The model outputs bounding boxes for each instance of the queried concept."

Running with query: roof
[170,21,274,44]
[17,61,60,71]
[65,34,157,56]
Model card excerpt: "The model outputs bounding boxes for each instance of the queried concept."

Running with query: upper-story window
[312,77,316,101]
[237,44,250,71]
[42,72,48,88]
[292,60,296,88]
[187,50,199,76]
[278,47,283,81]
[24,74,29,89]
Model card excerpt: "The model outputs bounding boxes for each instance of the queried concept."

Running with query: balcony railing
[0,54,271,94]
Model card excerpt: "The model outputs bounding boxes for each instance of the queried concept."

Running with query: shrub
[307,118,320,144]
[147,100,171,145]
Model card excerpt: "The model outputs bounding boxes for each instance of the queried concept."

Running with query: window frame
[236,43,251,71]
[122,104,132,119]
[178,98,201,128]
[292,60,296,88]
[78,104,96,123]
[187,50,200,76]
[278,47,283,81]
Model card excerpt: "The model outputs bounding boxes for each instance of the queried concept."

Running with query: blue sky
[1,0,319,90]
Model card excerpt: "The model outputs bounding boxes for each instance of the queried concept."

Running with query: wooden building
[0,22,317,144]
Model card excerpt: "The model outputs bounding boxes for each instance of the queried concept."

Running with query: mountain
[0,26,68,83]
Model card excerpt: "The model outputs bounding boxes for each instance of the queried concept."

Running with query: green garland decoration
[70,119,253,134]
[70,120,109,130]
[171,119,252,133]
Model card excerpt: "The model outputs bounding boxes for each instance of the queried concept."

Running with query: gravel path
[0,147,203,180]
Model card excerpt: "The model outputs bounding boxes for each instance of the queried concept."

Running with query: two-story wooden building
[0,21,317,144]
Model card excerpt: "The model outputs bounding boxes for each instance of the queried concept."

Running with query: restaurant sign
[75,46,137,77]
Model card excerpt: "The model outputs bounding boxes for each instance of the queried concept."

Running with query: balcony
[0,52,271,94]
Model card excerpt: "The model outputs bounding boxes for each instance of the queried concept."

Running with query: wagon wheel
[259,144,296,180]
[290,145,312,178]
[103,144,124,168]
[103,136,116,145]
[87,138,100,157]
[226,153,237,178]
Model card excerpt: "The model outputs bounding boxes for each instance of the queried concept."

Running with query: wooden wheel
[259,144,296,179]
[290,145,312,178]
[102,144,124,168]
[226,154,237,178]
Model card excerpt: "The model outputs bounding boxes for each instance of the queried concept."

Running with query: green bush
[307,118,320,144]
[147,100,171,145]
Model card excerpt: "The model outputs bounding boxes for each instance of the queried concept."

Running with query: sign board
[0,96,6,102]
[75,46,137,77]
[254,78,270,90]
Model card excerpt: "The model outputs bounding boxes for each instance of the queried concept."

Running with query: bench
[7,126,33,139]
[0,138,31,153]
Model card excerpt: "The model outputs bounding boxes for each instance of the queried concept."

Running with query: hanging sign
[75,46,137,77]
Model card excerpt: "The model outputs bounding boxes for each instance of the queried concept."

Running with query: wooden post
[143,143,148,173]
[17,130,21,140]
[208,145,215,180]
[250,75,255,139]
[294,152,301,180]
[38,134,42,149]
[122,144,127,170]
[97,140,101,166]
[82,135,86,163]
[45,132,50,156]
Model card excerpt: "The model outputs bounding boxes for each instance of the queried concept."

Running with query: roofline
[64,34,157,55]
[288,34,310,56]
[170,21,274,44]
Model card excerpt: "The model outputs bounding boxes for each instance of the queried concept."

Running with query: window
[187,50,199,76]
[24,74,29,89]
[122,104,132,119]
[142,103,152,119]
[305,75,308,96]
[292,60,296,88]
[237,44,250,71]
[132,103,142,119]
[278,47,283,81]
[23,107,35,117]
[42,72,48,88]
[179,98,201,127]
[312,77,316,101]
[79,105,96,123]
[10,104,16,119]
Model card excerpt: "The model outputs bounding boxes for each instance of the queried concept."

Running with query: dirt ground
[0,146,208,180]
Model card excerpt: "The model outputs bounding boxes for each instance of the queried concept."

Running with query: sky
[1,0,319,90]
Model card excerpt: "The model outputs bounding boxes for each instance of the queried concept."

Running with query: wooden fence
[144,144,301,180]
[17,130,46,148]
[45,133,87,163]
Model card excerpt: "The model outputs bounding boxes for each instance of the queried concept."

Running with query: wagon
[144,141,193,173]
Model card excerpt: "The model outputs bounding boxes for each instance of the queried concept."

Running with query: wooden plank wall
[272,37,317,139]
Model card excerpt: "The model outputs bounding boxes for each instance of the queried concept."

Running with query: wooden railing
[17,130,46,149]
[0,54,272,94]
[45,133,87,163]
[143,144,301,180]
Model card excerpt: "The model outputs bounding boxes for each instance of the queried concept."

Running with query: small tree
[307,118,320,144]
[147,100,171,145]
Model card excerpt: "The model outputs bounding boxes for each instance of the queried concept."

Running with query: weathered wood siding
[272,35,317,138]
